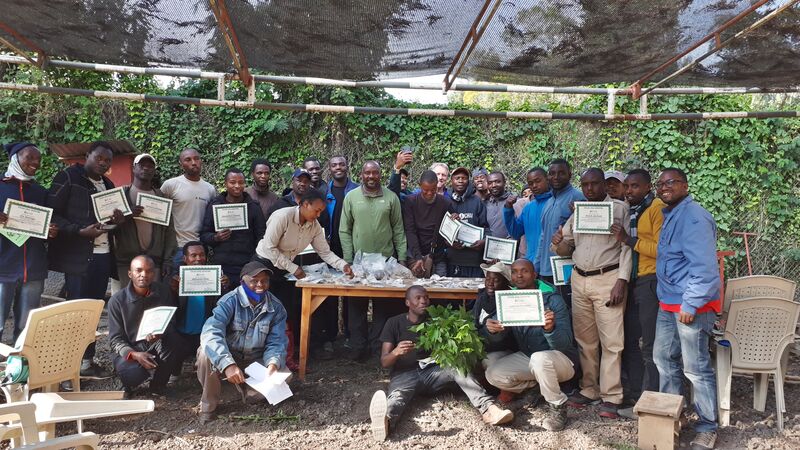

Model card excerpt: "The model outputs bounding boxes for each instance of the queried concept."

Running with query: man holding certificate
[403,170,453,277]
[483,259,579,431]
[200,168,266,287]
[0,142,58,344]
[446,167,489,278]
[551,168,631,419]
[107,255,182,396]
[113,154,177,286]
[49,141,125,379]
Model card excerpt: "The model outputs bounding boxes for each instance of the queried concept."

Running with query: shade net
[1,0,798,86]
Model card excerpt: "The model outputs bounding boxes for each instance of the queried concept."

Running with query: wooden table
[296,281,480,380]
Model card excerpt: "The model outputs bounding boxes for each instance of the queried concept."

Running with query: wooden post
[633,391,684,450]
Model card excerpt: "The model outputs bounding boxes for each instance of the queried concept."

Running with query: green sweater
[339,186,407,263]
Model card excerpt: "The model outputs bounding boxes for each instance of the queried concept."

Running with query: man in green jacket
[339,160,407,361]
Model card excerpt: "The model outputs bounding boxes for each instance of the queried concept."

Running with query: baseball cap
[133,153,157,168]
[451,167,470,178]
[479,261,512,281]
[292,168,312,179]
[604,170,626,183]
[240,261,273,279]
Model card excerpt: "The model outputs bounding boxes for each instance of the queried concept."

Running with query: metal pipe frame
[1,81,796,122]
[636,0,800,98]
[2,54,796,96]
[443,0,502,92]
[627,0,772,98]
[208,0,253,87]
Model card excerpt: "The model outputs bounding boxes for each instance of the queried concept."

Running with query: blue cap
[3,142,35,158]
[292,168,311,179]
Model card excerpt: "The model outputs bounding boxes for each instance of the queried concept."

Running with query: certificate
[135,193,173,226]
[438,214,461,246]
[495,289,545,326]
[573,201,613,234]
[179,265,222,296]
[550,256,575,286]
[213,203,249,231]
[136,306,177,341]
[483,236,517,264]
[0,229,29,247]
[2,199,52,239]
[456,221,484,245]
[91,187,132,223]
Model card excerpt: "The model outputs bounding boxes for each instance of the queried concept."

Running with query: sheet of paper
[244,362,293,405]
[573,201,613,234]
[2,199,52,239]
[91,187,132,222]
[0,228,29,247]
[483,236,517,264]
[179,265,222,296]
[213,203,249,231]
[136,306,177,341]
[550,256,575,286]
[495,289,545,326]
[438,214,461,245]
[456,221,484,245]
[135,193,173,226]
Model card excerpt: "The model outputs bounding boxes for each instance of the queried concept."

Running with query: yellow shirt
[634,197,665,277]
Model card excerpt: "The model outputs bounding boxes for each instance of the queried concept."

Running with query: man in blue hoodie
[0,142,58,344]
[653,168,720,450]
[504,167,552,264]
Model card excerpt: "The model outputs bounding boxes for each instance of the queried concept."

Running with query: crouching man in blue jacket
[196,261,288,424]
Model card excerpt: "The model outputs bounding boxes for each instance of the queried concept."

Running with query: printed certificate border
[573,201,613,234]
[456,220,485,245]
[550,256,575,286]
[482,236,517,265]
[91,187,132,223]
[135,193,173,226]
[3,199,52,239]
[212,203,249,231]
[495,289,545,326]
[179,265,222,296]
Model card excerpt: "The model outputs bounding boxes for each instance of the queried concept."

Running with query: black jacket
[47,164,115,274]
[108,281,177,358]
[200,192,266,272]
[448,191,490,267]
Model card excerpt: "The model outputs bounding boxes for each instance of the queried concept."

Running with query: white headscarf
[4,154,35,181]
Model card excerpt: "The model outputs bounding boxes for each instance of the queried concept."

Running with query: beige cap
[480,261,512,281]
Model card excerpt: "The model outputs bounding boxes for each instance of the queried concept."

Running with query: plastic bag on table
[361,252,388,280]
[385,256,414,279]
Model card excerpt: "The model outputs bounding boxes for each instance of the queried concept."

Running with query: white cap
[604,170,626,183]
[133,153,157,168]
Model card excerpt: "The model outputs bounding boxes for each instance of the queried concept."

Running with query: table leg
[299,288,312,381]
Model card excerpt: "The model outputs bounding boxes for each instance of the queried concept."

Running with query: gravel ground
[15,293,800,449]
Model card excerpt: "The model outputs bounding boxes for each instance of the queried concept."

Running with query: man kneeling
[369,285,513,441]
[108,255,182,397]
[196,261,288,423]
[484,259,579,431]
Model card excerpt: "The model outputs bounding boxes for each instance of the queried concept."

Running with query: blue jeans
[0,279,44,344]
[654,309,718,432]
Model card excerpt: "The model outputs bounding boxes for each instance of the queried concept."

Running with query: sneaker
[542,402,568,431]
[369,390,389,442]
[497,390,517,405]
[481,404,514,426]
[149,386,177,399]
[567,392,597,408]
[199,410,217,425]
[597,402,620,419]
[690,431,717,450]
[617,406,637,420]
[60,380,74,392]
[168,375,180,386]
[80,361,113,380]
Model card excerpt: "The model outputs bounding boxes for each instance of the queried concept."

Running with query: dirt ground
[62,328,800,450]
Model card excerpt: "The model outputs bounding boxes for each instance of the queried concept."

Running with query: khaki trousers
[196,347,254,413]
[484,350,575,405]
[571,269,625,404]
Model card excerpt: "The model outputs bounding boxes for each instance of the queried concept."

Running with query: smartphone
[400,146,414,154]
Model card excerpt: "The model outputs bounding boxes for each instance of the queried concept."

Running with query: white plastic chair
[723,275,797,314]
[716,296,800,430]
[0,401,98,449]
[0,300,154,437]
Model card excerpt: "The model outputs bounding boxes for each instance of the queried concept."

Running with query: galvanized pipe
[1,55,798,96]
[1,81,797,122]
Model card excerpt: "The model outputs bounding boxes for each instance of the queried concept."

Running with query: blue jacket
[326,178,359,240]
[503,191,553,263]
[656,195,720,315]
[200,285,288,371]
[0,178,49,283]
[535,185,585,275]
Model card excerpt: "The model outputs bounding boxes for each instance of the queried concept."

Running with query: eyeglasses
[655,179,685,190]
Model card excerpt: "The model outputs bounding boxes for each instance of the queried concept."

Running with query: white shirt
[160,175,217,246]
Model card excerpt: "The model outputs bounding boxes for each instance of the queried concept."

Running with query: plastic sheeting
[1,0,798,86]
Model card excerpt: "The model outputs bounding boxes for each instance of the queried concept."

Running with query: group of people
[0,141,721,450]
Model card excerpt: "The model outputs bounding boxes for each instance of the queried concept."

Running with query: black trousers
[112,331,183,390]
